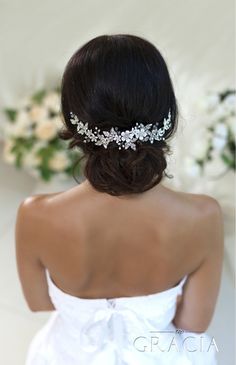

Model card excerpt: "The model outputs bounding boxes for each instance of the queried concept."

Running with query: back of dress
[25,269,217,365]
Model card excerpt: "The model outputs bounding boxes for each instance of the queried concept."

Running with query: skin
[15,179,224,333]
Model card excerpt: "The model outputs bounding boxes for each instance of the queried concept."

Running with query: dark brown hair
[59,34,179,196]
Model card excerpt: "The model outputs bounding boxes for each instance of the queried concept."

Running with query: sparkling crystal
[69,109,172,150]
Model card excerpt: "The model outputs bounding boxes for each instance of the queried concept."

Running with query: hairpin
[69,109,172,151]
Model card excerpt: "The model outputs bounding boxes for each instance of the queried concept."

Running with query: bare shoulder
[16,192,62,246]
[190,192,222,212]
[17,194,43,224]
[174,188,222,214]
[17,191,61,216]
[166,185,222,214]
[187,192,223,228]
[16,185,87,238]
[178,190,224,247]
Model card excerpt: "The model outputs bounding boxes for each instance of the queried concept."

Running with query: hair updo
[59,34,179,196]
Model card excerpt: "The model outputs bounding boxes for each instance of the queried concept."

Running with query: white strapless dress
[25,269,218,365]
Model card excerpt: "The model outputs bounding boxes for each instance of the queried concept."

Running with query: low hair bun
[82,142,172,196]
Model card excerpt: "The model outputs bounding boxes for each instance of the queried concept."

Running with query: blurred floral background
[2,88,79,181]
[0,1,235,364]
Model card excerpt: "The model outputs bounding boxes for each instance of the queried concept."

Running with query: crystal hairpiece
[69,109,172,151]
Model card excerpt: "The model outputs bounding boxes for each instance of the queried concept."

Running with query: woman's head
[59,34,179,196]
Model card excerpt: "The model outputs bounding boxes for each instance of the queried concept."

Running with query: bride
[15,34,223,365]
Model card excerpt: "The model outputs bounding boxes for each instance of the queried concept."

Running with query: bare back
[27,180,217,297]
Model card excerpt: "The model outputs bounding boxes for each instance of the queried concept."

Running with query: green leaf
[15,152,23,168]
[36,145,56,180]
[196,159,205,168]
[65,164,75,176]
[24,139,35,150]
[31,90,46,104]
[4,108,17,122]
[221,153,235,169]
[207,126,214,133]
[40,167,52,181]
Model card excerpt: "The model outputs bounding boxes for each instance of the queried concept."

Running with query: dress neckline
[45,268,188,303]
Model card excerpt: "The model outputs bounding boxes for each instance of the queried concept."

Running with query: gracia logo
[133,330,219,353]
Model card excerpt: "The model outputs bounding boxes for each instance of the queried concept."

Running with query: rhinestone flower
[69,109,172,151]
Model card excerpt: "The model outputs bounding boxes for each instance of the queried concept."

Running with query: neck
[79,178,166,200]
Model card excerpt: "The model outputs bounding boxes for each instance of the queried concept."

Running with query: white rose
[48,151,70,172]
[203,94,220,112]
[214,122,228,138]
[4,112,35,139]
[6,118,33,138]
[16,110,31,126]
[210,121,227,152]
[23,152,41,168]
[212,135,227,151]
[223,93,236,114]
[29,105,48,123]
[183,157,202,177]
[2,140,15,164]
[51,116,63,130]
[34,120,58,141]
[43,92,60,113]
[212,103,228,120]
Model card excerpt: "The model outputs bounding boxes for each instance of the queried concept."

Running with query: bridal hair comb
[69,109,172,151]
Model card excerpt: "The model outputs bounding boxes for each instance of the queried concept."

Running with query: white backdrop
[0,0,234,104]
[0,1,235,364]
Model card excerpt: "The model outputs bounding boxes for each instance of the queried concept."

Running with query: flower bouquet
[1,88,81,182]
[184,89,235,178]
